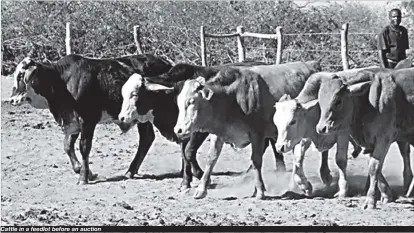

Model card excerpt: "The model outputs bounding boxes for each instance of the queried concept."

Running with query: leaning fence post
[200,26,207,66]
[134,25,144,54]
[66,22,71,55]
[341,23,349,70]
[236,26,245,62]
[276,26,283,64]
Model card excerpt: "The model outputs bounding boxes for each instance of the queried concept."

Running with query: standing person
[377,8,410,69]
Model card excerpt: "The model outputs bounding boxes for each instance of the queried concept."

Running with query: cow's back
[246,61,318,100]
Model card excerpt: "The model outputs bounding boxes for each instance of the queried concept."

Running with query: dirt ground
[1,76,414,226]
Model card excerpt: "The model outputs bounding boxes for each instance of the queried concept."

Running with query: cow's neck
[198,99,250,147]
[43,62,68,83]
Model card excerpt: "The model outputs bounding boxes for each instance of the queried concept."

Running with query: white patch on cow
[119,74,143,123]
[136,110,155,123]
[119,73,155,124]
[12,57,32,89]
[175,80,195,136]
[273,100,300,151]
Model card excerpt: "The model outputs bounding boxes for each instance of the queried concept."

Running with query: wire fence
[0,24,387,75]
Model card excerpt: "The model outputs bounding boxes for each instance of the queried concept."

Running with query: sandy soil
[1,77,413,226]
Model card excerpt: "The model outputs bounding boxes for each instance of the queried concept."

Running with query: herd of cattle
[7,53,414,210]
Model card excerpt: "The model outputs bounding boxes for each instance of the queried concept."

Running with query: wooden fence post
[341,23,349,70]
[200,26,207,66]
[134,25,144,55]
[236,26,245,62]
[66,22,71,55]
[276,26,283,64]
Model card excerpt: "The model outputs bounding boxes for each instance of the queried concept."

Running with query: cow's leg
[319,150,333,186]
[334,134,349,198]
[179,138,192,192]
[243,138,285,175]
[193,134,224,199]
[268,139,286,172]
[179,132,209,192]
[185,132,209,179]
[349,136,362,159]
[397,141,413,193]
[250,133,266,200]
[125,122,155,178]
[63,133,81,174]
[77,123,96,185]
[290,139,313,196]
[362,138,393,209]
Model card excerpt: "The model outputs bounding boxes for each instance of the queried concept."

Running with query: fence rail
[200,25,283,66]
[200,23,381,70]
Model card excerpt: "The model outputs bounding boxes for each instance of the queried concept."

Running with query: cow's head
[273,94,319,153]
[119,73,173,124]
[174,77,213,139]
[316,77,371,135]
[9,57,49,109]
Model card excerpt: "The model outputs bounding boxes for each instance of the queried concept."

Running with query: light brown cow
[316,67,414,209]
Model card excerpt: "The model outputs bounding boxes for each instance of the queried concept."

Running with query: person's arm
[377,28,389,68]
[378,50,388,68]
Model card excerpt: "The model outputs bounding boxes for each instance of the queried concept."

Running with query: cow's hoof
[77,179,88,185]
[303,182,313,196]
[381,196,391,204]
[124,171,135,179]
[320,172,333,186]
[362,198,376,210]
[334,190,347,199]
[179,185,191,194]
[88,172,98,181]
[193,189,207,199]
[255,193,265,200]
[73,165,81,174]
[351,149,362,159]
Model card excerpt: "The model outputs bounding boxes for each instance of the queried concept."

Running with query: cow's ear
[301,99,319,110]
[199,87,213,100]
[279,94,291,102]
[145,82,174,91]
[346,81,371,96]
[23,65,38,84]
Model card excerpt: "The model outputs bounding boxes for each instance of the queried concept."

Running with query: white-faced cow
[117,61,288,191]
[8,54,175,184]
[273,67,383,197]
[172,61,322,199]
[315,67,414,209]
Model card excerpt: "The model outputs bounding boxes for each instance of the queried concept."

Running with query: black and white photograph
[1,0,414,228]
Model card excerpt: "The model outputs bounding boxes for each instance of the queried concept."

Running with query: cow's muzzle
[316,121,334,135]
[174,125,191,139]
[9,95,28,106]
[276,143,291,153]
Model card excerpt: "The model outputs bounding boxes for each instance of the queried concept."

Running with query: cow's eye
[289,120,296,126]
[185,98,194,108]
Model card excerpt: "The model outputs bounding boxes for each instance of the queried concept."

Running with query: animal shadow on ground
[264,174,413,202]
[89,170,246,184]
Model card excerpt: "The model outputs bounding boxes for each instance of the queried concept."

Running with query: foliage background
[2,0,414,75]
